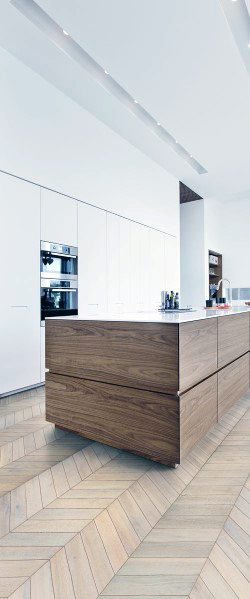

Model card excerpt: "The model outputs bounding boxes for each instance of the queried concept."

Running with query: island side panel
[179,318,218,393]
[45,320,179,395]
[46,372,180,465]
[218,312,249,369]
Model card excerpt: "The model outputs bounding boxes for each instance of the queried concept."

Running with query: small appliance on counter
[159,290,195,313]
[40,241,78,324]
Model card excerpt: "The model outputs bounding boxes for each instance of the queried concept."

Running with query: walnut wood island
[45,308,250,466]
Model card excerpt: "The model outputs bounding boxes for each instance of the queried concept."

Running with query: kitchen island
[45,307,250,466]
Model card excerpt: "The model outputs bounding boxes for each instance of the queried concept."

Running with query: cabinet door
[0,173,41,394]
[149,230,165,309]
[107,213,120,313]
[78,203,107,315]
[119,218,131,312]
[41,188,77,246]
[130,223,150,312]
[107,214,131,314]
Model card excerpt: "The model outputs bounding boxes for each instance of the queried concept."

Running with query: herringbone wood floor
[0,387,249,598]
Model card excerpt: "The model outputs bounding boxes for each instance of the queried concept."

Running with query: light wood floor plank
[100,574,197,596]
[31,562,55,599]
[209,542,250,598]
[217,530,249,581]
[50,547,75,599]
[95,510,128,572]
[66,533,98,599]
[108,499,140,554]
[81,522,114,592]
[200,558,238,598]
[119,491,151,540]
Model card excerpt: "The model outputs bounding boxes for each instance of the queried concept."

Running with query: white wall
[181,196,250,308]
[0,48,179,236]
[205,197,250,288]
[180,200,206,308]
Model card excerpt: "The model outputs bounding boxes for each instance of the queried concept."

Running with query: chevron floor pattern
[0,388,249,598]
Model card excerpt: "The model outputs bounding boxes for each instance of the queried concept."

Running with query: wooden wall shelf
[209,249,222,299]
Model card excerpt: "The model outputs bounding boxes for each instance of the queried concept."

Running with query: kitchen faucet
[217,278,231,303]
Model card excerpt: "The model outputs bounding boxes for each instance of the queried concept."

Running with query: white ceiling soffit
[219,0,250,76]
[1,0,250,200]
[10,0,206,175]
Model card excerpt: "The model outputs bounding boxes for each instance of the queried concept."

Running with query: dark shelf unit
[208,250,222,299]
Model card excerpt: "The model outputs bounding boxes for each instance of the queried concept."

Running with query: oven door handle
[51,288,77,292]
[42,252,77,259]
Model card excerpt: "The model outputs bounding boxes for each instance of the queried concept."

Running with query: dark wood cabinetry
[46,311,250,467]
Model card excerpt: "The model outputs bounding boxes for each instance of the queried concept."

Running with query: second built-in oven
[41,278,78,321]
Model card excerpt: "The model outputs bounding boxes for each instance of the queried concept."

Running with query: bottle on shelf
[174,292,179,310]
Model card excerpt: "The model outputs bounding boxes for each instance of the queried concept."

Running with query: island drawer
[218,312,249,369]
[180,374,218,458]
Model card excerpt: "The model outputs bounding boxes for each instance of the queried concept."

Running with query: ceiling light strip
[11,0,207,175]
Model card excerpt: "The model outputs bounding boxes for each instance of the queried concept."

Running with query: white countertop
[50,306,250,325]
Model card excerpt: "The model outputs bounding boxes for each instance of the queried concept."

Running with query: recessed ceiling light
[248,43,250,48]
[134,99,138,104]
[190,154,193,158]
[157,122,161,126]
[63,29,69,36]
[175,140,178,143]
[104,69,109,75]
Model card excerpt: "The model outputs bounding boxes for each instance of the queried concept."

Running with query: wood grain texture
[218,312,249,368]
[45,319,179,394]
[179,319,217,392]
[180,375,218,459]
[46,372,180,466]
[218,354,249,419]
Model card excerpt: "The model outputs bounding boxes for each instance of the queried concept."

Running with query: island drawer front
[46,372,180,465]
[179,319,218,392]
[218,312,249,369]
[218,353,249,419]
[45,320,179,394]
[180,374,218,459]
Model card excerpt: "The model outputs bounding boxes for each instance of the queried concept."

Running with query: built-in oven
[40,241,78,322]
[41,241,78,279]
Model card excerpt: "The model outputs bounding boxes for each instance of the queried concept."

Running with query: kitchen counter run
[50,305,250,324]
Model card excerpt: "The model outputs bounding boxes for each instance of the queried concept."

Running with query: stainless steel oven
[41,241,78,279]
[40,241,78,322]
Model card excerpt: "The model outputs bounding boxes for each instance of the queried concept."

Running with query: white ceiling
[1,0,250,200]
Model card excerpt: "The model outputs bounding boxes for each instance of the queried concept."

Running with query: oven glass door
[41,252,77,278]
[41,287,78,320]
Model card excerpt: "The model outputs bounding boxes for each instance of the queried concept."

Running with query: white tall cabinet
[41,188,78,247]
[78,203,107,315]
[107,214,131,313]
[0,173,41,395]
